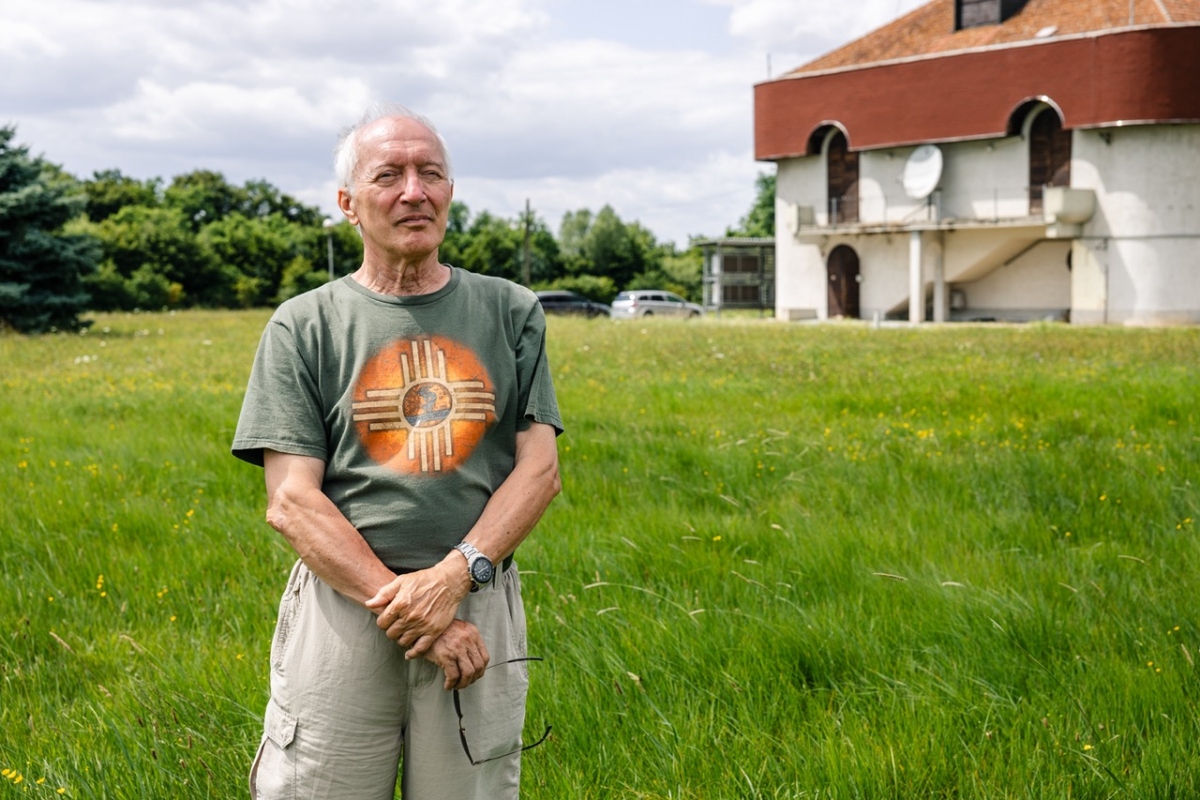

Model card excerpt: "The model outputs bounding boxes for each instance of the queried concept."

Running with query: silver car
[610,290,704,319]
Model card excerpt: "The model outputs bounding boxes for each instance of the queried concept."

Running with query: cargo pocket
[270,562,306,674]
[456,657,530,763]
[249,698,298,799]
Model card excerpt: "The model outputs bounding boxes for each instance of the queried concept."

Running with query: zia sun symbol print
[351,336,497,475]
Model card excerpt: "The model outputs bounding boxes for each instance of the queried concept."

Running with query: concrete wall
[839,138,1032,226]
[775,155,827,318]
[773,123,1200,324]
[1071,124,1200,325]
[952,240,1071,320]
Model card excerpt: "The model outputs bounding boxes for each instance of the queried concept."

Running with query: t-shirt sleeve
[514,302,564,436]
[231,317,329,467]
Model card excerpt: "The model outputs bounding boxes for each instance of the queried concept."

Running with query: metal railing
[819,185,1037,228]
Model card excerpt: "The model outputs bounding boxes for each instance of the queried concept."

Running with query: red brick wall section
[754,26,1200,159]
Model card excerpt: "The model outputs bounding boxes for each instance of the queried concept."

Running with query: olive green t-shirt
[232,267,562,570]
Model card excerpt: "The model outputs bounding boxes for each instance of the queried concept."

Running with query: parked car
[535,290,611,318]
[610,290,704,319]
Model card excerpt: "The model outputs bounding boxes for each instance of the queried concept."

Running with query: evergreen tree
[0,126,98,333]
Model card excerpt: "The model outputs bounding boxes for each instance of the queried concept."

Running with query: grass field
[2,310,1198,798]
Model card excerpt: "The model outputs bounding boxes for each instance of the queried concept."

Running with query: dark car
[535,290,611,318]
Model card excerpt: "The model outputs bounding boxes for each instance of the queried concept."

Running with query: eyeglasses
[453,656,552,765]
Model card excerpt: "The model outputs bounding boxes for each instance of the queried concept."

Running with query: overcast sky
[2,0,927,246]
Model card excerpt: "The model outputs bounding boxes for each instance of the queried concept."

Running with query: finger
[404,633,435,660]
[476,639,490,670]
[385,619,417,642]
[376,603,403,631]
[397,625,424,647]
[441,658,462,690]
[365,577,403,611]
[466,644,487,678]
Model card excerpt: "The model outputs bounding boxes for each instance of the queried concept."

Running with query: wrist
[442,550,473,599]
[453,542,496,593]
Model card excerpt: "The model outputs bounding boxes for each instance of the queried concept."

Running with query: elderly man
[232,103,562,799]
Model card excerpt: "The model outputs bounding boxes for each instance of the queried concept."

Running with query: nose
[400,169,426,205]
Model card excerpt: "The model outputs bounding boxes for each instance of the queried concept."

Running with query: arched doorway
[827,131,859,224]
[1028,109,1071,215]
[827,245,860,319]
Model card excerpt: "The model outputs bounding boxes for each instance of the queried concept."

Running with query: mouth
[394,214,433,226]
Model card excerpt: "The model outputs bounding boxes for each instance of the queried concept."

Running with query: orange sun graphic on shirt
[351,336,496,475]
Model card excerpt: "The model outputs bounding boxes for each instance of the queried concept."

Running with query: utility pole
[522,198,532,286]
[323,218,336,281]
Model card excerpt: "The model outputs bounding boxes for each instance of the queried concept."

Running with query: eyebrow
[368,157,446,174]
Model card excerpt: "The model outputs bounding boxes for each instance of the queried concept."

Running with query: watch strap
[454,542,490,592]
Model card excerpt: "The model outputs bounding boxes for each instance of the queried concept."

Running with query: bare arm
[368,421,561,655]
[263,449,491,687]
[263,449,397,606]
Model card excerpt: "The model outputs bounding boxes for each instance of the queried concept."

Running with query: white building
[755,0,1200,325]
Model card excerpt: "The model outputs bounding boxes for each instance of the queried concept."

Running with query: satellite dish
[902,144,943,200]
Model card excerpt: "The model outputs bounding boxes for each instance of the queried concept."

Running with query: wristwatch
[454,542,495,592]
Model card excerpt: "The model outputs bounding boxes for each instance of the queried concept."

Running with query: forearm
[461,423,561,563]
[264,451,394,606]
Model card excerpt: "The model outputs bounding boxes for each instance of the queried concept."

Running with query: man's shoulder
[269,280,343,326]
[453,268,538,307]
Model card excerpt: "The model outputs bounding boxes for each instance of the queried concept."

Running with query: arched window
[1029,109,1071,215]
[827,131,859,224]
[827,245,860,319]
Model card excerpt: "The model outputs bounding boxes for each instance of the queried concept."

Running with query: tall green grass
[2,312,1197,798]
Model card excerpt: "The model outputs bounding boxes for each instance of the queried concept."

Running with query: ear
[337,187,358,227]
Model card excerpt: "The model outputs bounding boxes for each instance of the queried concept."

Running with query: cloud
[3,0,915,245]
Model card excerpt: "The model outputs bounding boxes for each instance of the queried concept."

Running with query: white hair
[333,103,454,196]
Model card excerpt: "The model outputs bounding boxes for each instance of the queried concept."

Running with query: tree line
[0,125,773,333]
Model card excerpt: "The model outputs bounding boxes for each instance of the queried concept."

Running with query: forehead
[356,117,446,169]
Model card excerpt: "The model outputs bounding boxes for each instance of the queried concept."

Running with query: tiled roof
[790,0,1200,75]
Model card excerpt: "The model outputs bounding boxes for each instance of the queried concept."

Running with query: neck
[352,254,450,297]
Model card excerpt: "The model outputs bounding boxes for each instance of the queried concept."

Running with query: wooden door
[1029,111,1071,215]
[827,245,860,319]
[827,132,859,224]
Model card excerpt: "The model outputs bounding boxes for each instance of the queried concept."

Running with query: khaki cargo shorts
[249,560,530,800]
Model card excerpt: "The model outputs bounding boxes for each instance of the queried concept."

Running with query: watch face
[471,557,495,585]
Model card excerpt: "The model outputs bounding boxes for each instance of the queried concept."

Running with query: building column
[909,230,923,323]
[932,232,946,323]
[709,251,722,308]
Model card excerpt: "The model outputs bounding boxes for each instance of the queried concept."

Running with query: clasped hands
[364,558,488,690]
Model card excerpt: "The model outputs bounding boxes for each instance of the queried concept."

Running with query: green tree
[164,170,247,231]
[727,171,776,238]
[277,219,364,302]
[242,179,323,227]
[517,205,562,285]
[557,208,593,274]
[536,274,618,305]
[627,243,703,302]
[199,213,304,307]
[0,127,99,332]
[582,205,656,289]
[82,169,161,222]
[457,211,521,280]
[79,205,225,309]
[439,200,473,267]
[442,202,561,285]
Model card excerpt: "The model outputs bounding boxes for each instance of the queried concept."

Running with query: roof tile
[790,0,1200,74]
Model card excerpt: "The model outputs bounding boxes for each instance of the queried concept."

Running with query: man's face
[338,116,453,263]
